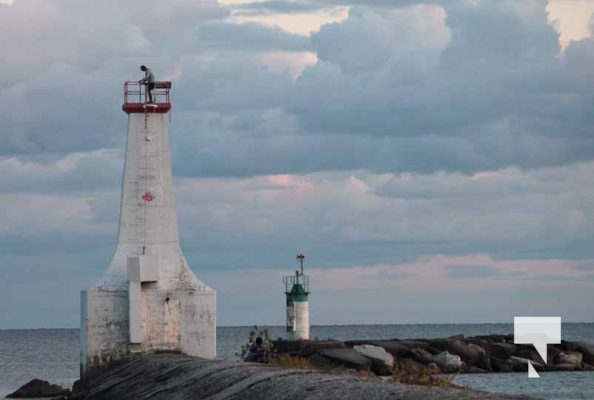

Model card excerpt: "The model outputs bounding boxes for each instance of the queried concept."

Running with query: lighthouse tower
[80,80,216,378]
[283,252,310,340]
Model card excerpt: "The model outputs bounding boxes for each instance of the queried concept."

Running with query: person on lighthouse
[139,65,155,103]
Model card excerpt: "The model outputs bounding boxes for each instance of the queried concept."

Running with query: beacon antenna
[283,251,310,341]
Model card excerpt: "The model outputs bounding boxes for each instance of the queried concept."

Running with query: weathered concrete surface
[77,354,534,400]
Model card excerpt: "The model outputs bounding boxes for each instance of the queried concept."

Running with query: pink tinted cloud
[308,254,593,292]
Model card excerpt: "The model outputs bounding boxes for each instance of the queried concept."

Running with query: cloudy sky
[1,0,594,328]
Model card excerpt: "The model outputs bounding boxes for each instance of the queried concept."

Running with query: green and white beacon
[283,252,310,340]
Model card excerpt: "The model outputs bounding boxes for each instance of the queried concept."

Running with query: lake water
[1,323,593,399]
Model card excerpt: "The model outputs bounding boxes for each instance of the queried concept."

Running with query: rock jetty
[273,334,594,376]
[74,353,532,400]
[6,378,71,398]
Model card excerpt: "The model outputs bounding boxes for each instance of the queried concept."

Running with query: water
[1,324,593,399]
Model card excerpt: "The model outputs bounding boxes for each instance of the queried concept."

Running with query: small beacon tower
[80,79,216,378]
[283,252,310,340]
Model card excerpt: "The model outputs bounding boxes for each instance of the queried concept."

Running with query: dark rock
[576,342,594,365]
[368,358,393,376]
[408,348,435,365]
[464,343,490,369]
[473,335,508,343]
[352,345,394,376]
[490,357,514,373]
[428,339,489,370]
[516,348,545,364]
[425,346,441,355]
[551,363,577,371]
[311,348,372,371]
[274,340,347,357]
[558,340,579,352]
[489,343,517,359]
[6,379,71,398]
[554,351,582,366]
[397,340,430,350]
[345,340,411,358]
[79,353,524,399]
[510,356,543,372]
[433,352,462,373]
[301,340,347,356]
[503,334,515,343]
[466,339,492,354]
[273,339,306,355]
[546,345,562,363]
[72,379,85,395]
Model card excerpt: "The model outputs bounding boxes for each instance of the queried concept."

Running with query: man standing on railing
[139,65,155,103]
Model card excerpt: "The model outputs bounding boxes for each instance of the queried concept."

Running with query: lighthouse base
[80,287,216,379]
[80,289,129,379]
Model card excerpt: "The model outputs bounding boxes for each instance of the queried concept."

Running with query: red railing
[123,81,172,114]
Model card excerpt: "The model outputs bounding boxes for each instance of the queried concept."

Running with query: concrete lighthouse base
[80,290,129,378]
[80,286,216,378]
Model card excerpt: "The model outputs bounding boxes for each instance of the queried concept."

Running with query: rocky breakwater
[73,353,534,400]
[273,334,594,376]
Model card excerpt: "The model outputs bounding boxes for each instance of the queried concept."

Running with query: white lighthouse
[283,252,310,340]
[80,78,216,378]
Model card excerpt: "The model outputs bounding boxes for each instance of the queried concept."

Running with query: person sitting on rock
[246,337,267,363]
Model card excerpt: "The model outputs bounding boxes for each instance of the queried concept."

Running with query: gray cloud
[0,150,123,193]
[230,0,459,15]
[573,262,594,272]
[198,21,311,52]
[3,0,594,176]
[446,264,521,278]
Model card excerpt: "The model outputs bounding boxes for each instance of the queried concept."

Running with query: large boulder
[346,340,410,358]
[490,357,514,373]
[474,334,506,343]
[576,342,594,365]
[466,339,493,354]
[397,340,430,350]
[469,344,492,372]
[433,352,462,373]
[310,348,372,371]
[558,340,579,352]
[428,339,490,370]
[552,363,578,371]
[353,344,394,376]
[510,356,543,372]
[6,379,70,398]
[516,348,546,364]
[407,348,435,365]
[489,343,517,359]
[300,340,347,356]
[555,351,582,366]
